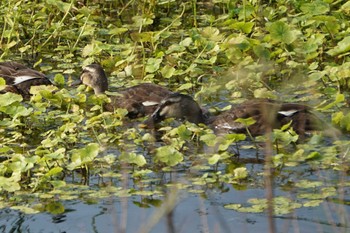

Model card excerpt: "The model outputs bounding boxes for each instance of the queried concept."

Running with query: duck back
[107,83,172,118]
[0,61,52,99]
[210,99,321,136]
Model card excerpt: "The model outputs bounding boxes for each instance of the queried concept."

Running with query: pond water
[1,185,349,233]
[2,1,350,232]
[1,149,349,233]
[0,69,349,232]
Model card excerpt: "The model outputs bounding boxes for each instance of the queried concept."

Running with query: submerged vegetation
[0,0,350,231]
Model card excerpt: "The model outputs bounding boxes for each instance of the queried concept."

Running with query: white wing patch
[215,123,232,130]
[13,75,39,85]
[215,122,244,130]
[142,101,159,106]
[278,109,299,117]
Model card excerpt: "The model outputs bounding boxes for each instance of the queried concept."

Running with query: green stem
[72,14,91,52]
[37,1,73,52]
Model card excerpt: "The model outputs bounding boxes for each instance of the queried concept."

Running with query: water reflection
[0,186,349,233]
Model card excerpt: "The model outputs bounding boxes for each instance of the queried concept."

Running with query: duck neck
[188,109,207,125]
[94,86,107,95]
[93,78,108,95]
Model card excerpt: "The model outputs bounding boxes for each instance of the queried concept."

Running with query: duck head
[80,63,108,94]
[145,93,206,127]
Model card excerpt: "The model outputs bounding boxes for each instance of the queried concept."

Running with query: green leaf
[132,15,153,27]
[333,111,350,131]
[200,133,217,146]
[179,37,192,47]
[161,65,176,79]
[280,121,292,131]
[0,146,11,154]
[341,1,350,15]
[300,1,329,16]
[0,92,23,106]
[14,105,33,118]
[208,154,220,165]
[67,143,99,170]
[327,36,350,56]
[0,172,21,192]
[313,16,340,35]
[238,4,255,21]
[200,27,223,41]
[177,124,192,140]
[130,32,154,42]
[0,77,6,85]
[11,206,40,214]
[218,133,246,151]
[18,45,31,53]
[155,146,183,166]
[54,74,65,86]
[253,44,270,60]
[231,22,254,34]
[82,42,102,57]
[145,58,162,73]
[267,21,297,44]
[295,180,323,189]
[253,88,276,99]
[45,201,65,214]
[224,203,242,211]
[305,152,321,160]
[235,117,256,127]
[272,129,299,145]
[120,152,147,167]
[303,200,323,207]
[46,0,72,12]
[133,154,147,167]
[233,167,248,179]
[108,27,128,36]
[177,83,193,91]
[319,93,345,111]
[49,180,66,189]
[45,167,63,177]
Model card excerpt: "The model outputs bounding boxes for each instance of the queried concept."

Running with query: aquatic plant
[0,0,350,232]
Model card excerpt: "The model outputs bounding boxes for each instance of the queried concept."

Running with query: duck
[145,92,207,127]
[208,99,321,136]
[79,63,173,118]
[145,94,322,136]
[0,61,53,100]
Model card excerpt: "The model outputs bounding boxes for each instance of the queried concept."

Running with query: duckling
[146,94,322,136]
[80,63,173,118]
[0,61,53,99]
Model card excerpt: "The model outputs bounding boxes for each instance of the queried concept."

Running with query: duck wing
[107,83,172,118]
[211,99,319,136]
[0,61,52,99]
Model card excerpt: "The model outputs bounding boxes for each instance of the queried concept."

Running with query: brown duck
[209,99,321,136]
[145,92,207,127]
[79,63,173,118]
[147,94,323,136]
[0,61,52,99]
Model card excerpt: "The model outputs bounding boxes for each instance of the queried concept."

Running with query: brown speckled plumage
[208,99,320,135]
[107,83,173,118]
[146,95,322,136]
[0,61,52,99]
[80,63,172,118]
